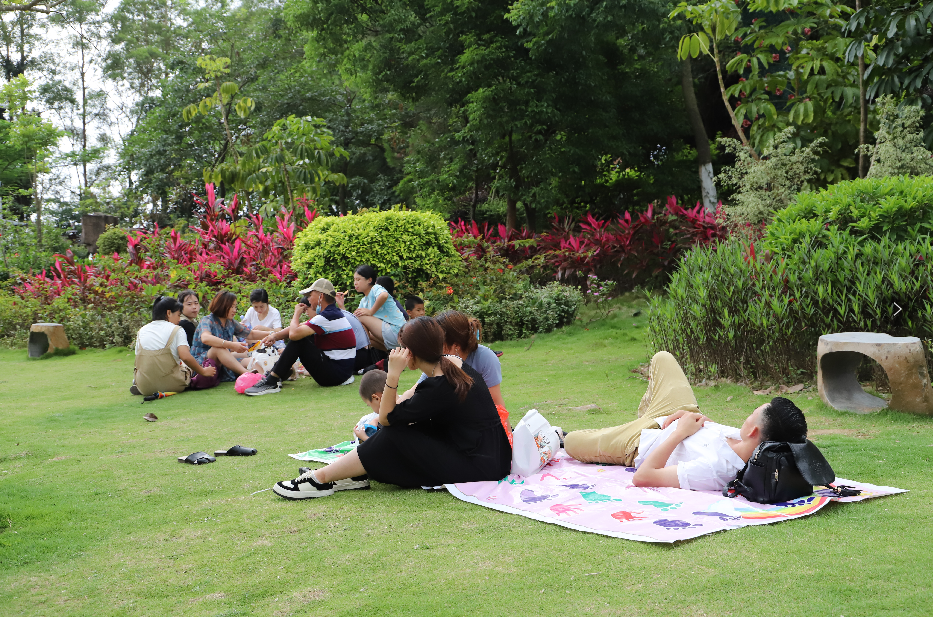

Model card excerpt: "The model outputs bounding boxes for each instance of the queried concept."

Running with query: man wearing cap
[245,278,357,395]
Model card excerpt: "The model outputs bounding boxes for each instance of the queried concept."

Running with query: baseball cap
[299,278,336,296]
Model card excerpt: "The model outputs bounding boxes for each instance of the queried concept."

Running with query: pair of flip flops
[178,445,257,465]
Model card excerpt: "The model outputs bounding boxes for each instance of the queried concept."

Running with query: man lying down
[563,351,807,491]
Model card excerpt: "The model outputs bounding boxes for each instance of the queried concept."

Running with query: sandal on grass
[178,451,216,465]
[214,445,257,456]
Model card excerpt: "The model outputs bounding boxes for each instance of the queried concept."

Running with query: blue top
[359,283,406,329]
[191,314,251,382]
[417,345,502,389]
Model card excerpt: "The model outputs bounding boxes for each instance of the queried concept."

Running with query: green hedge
[459,282,583,342]
[291,209,462,292]
[416,251,583,342]
[764,175,933,254]
[96,227,129,255]
[0,292,148,349]
[647,236,933,381]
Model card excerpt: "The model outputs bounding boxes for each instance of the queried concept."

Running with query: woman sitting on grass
[241,288,284,350]
[345,265,406,351]
[273,316,512,499]
[132,296,217,395]
[399,309,505,408]
[190,290,265,382]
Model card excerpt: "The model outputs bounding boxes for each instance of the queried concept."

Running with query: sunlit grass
[1,297,930,616]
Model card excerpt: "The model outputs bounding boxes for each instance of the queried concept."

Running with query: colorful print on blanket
[447,450,906,543]
[290,440,358,464]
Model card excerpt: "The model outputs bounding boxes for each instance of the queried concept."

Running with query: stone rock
[28,323,69,358]
[817,332,933,416]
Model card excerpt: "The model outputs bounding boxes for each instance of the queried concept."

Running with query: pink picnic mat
[446,450,906,543]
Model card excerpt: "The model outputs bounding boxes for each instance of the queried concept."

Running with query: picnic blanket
[290,440,358,464]
[446,450,906,543]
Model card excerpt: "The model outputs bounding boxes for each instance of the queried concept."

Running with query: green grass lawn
[2,300,931,616]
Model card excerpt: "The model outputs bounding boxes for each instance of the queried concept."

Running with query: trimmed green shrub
[96,227,129,255]
[291,209,462,291]
[647,236,933,381]
[417,252,583,342]
[459,282,583,342]
[764,175,933,254]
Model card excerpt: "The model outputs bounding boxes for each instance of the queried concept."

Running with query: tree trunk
[505,131,519,231]
[33,170,42,250]
[470,170,479,221]
[337,157,349,215]
[80,23,88,191]
[680,56,718,212]
[711,36,759,160]
[857,0,868,178]
[523,202,537,233]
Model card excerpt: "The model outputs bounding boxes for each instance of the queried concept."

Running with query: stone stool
[817,332,933,416]
[28,323,70,358]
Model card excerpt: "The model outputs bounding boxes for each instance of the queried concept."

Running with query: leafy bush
[416,252,583,342]
[0,290,148,349]
[291,208,462,291]
[863,96,933,179]
[95,227,129,255]
[717,128,825,230]
[764,175,933,254]
[647,235,933,382]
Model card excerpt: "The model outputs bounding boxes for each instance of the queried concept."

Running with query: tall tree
[287,0,692,228]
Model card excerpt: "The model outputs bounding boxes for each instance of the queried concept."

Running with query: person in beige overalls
[133,296,216,396]
[564,351,703,466]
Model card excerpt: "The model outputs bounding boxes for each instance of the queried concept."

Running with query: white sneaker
[273,470,335,499]
[339,375,355,386]
[334,475,370,491]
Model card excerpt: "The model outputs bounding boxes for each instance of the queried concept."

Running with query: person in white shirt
[132,296,217,395]
[241,288,283,349]
[564,351,807,491]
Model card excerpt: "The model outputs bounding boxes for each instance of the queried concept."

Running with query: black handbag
[723,440,857,504]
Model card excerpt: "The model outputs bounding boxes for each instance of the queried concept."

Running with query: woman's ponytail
[438,356,474,403]
[435,310,480,357]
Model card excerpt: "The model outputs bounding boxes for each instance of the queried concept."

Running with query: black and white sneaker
[245,374,281,396]
[334,475,370,491]
[273,470,335,499]
[297,468,369,491]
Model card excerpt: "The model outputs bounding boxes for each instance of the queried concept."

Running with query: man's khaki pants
[563,351,700,466]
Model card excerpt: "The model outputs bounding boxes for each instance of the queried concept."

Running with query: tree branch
[0,0,68,14]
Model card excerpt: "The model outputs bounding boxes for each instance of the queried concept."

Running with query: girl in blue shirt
[348,265,406,351]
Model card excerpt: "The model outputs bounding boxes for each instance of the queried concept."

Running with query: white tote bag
[510,409,561,477]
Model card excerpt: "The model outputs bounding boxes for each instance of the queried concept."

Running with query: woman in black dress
[273,316,512,499]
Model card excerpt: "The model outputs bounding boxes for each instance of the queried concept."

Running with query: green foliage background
[648,176,933,382]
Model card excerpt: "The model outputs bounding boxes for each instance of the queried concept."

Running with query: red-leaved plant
[15,185,318,308]
[450,196,727,285]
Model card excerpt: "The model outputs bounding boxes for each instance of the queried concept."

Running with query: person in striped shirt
[245,279,357,395]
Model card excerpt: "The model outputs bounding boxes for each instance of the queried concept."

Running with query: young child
[405,295,426,319]
[177,289,200,346]
[353,369,387,442]
[376,276,408,320]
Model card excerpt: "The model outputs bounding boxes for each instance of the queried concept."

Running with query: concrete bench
[817,332,933,416]
[28,323,70,358]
